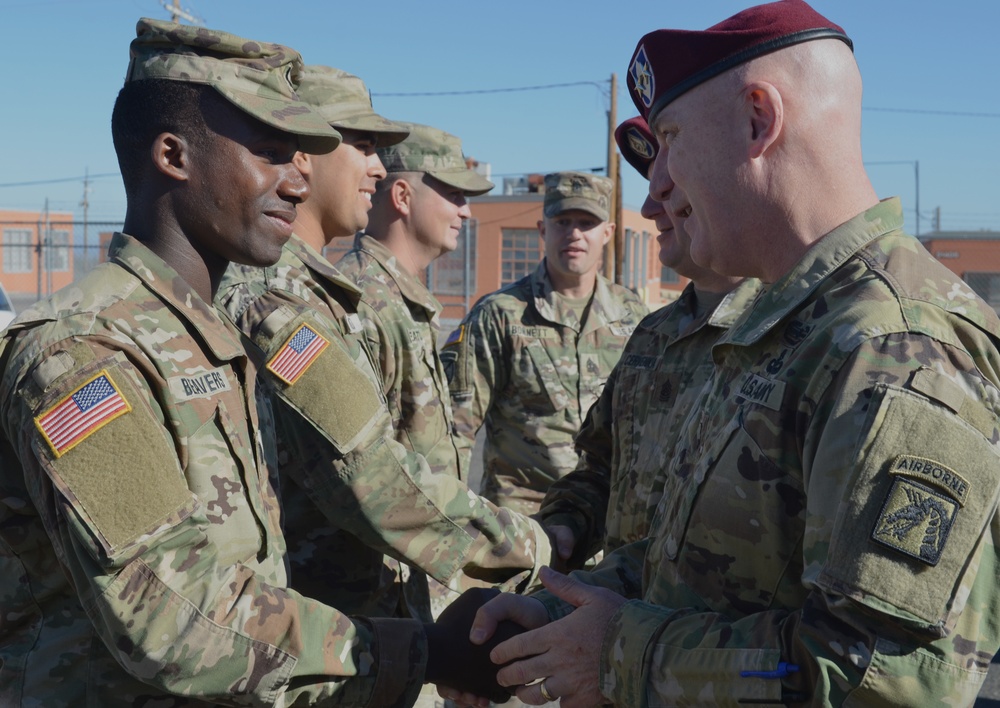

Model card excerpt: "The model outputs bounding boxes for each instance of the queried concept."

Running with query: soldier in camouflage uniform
[0,20,447,706]
[336,124,538,624]
[217,71,553,643]
[443,171,648,519]
[458,2,1000,706]
[538,116,760,565]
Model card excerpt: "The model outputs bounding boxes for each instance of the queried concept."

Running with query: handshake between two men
[423,567,628,708]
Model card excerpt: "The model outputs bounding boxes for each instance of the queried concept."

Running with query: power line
[863,106,1000,119]
[0,173,119,189]
[372,81,606,98]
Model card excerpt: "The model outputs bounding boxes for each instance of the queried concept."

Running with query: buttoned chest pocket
[646,409,806,617]
[508,338,573,416]
[183,401,264,566]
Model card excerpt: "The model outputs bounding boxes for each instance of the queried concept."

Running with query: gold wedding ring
[539,678,556,702]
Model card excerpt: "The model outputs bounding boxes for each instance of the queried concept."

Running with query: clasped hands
[424,567,626,707]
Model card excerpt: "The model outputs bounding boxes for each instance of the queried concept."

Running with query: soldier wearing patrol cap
[338,122,494,488]
[216,69,556,671]
[0,21,516,707]
[537,116,760,568]
[452,1,1000,706]
[442,170,647,527]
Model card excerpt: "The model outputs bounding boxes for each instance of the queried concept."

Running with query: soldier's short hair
[111,79,214,198]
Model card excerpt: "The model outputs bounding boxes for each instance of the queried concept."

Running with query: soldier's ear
[391,177,412,216]
[293,152,312,181]
[537,219,546,238]
[151,132,189,182]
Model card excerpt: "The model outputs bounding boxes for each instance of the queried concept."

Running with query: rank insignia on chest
[35,371,132,457]
[871,456,967,566]
[267,324,329,385]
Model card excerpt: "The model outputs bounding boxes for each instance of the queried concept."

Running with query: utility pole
[934,206,941,232]
[80,168,90,275]
[915,160,920,236]
[604,73,619,283]
[160,0,202,24]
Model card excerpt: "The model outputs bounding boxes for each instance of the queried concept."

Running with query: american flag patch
[267,324,329,385]
[35,371,131,457]
[444,325,464,347]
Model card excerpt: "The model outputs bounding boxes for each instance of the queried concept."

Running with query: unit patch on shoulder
[267,324,329,385]
[444,324,464,348]
[35,371,132,458]
[871,463,960,567]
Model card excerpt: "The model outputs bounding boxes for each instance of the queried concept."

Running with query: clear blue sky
[2,0,998,235]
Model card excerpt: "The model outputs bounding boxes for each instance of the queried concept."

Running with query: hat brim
[426,169,494,196]
[543,197,609,222]
[330,113,411,148]
[213,84,342,155]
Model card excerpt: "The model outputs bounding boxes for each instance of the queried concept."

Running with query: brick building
[0,209,75,298]
[919,230,1000,312]
[325,176,680,327]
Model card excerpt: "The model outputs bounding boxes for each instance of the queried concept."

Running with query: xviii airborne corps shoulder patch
[871,455,969,566]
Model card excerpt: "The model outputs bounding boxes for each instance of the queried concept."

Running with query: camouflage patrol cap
[127,18,341,154]
[296,66,409,147]
[378,122,494,196]
[543,171,613,221]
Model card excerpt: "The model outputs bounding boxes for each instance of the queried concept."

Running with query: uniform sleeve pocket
[818,383,1000,635]
[30,358,195,569]
[259,310,385,454]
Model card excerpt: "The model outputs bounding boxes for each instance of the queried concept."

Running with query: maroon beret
[615,116,657,179]
[627,0,852,123]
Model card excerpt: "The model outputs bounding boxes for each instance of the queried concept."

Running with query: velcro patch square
[871,477,957,566]
[267,324,329,385]
[444,324,464,348]
[35,371,132,458]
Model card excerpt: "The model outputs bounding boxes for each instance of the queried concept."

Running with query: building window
[501,228,540,284]
[429,219,477,296]
[661,265,680,284]
[44,229,71,273]
[964,272,1000,310]
[2,228,33,273]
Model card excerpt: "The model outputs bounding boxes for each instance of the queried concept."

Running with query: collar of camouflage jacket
[531,259,631,334]
[354,232,443,318]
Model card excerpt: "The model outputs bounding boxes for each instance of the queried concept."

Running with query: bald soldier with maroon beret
[444,1,1000,705]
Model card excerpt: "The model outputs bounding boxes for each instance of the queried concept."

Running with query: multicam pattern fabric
[0,233,423,707]
[535,199,1000,706]
[376,124,493,195]
[127,18,340,152]
[542,171,613,221]
[538,278,761,560]
[219,235,550,625]
[445,260,648,517]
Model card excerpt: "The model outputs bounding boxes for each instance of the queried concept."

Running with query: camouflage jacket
[536,200,1000,706]
[444,260,648,515]
[335,233,467,479]
[218,236,551,622]
[0,233,424,708]
[538,278,761,561]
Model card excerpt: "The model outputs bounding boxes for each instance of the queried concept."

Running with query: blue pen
[740,662,800,679]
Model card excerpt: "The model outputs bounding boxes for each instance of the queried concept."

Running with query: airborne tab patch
[35,371,131,457]
[872,477,957,566]
[890,455,969,506]
[267,324,329,385]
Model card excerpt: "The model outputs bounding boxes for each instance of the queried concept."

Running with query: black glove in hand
[424,587,527,703]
